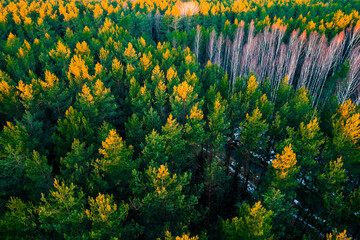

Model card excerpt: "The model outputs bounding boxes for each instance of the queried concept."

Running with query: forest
[0,0,360,239]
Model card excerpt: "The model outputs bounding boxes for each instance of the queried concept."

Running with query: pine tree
[331,99,360,179]
[59,139,94,193]
[184,103,206,156]
[125,113,145,156]
[0,197,37,238]
[207,94,230,160]
[85,193,130,239]
[130,164,198,239]
[271,144,298,194]
[318,157,348,233]
[141,130,168,168]
[38,179,86,238]
[170,81,198,124]
[237,107,269,196]
[162,114,187,172]
[222,201,273,240]
[53,106,94,158]
[93,129,135,195]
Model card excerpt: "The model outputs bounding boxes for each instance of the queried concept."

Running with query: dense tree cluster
[0,0,360,239]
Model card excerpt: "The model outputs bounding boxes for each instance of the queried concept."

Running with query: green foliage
[53,106,94,158]
[0,1,360,239]
[130,164,199,239]
[38,179,86,239]
[85,193,130,239]
[222,201,273,240]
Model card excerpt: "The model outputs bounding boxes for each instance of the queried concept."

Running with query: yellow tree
[67,54,92,90]
[123,42,138,64]
[48,40,71,76]
[331,99,360,179]
[271,144,298,198]
[170,81,199,124]
[326,229,352,240]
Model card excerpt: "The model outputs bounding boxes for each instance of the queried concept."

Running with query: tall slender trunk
[225,134,233,175]
[243,151,250,196]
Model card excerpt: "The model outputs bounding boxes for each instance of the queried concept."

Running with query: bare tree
[194,25,201,63]
[208,29,216,63]
[338,45,360,104]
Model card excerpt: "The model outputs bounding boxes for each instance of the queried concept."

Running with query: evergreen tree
[222,201,273,240]
[130,164,198,239]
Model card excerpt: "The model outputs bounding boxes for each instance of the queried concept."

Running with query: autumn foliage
[0,0,360,239]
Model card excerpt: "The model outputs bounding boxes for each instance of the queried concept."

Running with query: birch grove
[202,23,360,106]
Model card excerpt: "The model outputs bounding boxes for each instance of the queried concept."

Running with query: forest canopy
[0,0,360,239]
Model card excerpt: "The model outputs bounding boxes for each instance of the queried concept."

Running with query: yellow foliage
[67,55,90,81]
[23,17,31,25]
[338,99,355,119]
[112,57,123,72]
[156,164,170,179]
[86,193,117,222]
[59,2,79,21]
[169,5,180,17]
[79,83,94,103]
[327,10,354,31]
[200,2,211,16]
[163,49,171,60]
[41,70,59,89]
[175,233,199,240]
[7,32,17,42]
[232,0,251,14]
[139,37,146,48]
[0,7,8,23]
[166,114,178,129]
[0,79,14,101]
[93,3,103,19]
[185,53,193,65]
[342,113,360,144]
[99,129,124,158]
[37,17,44,25]
[246,75,258,97]
[326,229,351,240]
[157,41,164,51]
[188,104,204,121]
[13,14,21,25]
[272,144,297,178]
[164,231,199,240]
[124,42,137,60]
[184,70,198,87]
[167,67,178,81]
[99,18,114,35]
[93,79,110,97]
[49,40,71,60]
[174,81,193,102]
[17,80,33,102]
[140,52,152,71]
[151,65,164,80]
[75,41,91,56]
[126,64,135,76]
[307,20,316,31]
[140,85,147,96]
[99,47,109,63]
[94,63,103,76]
